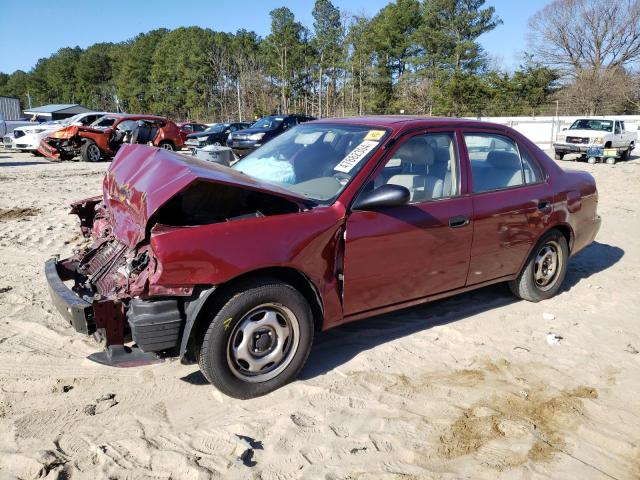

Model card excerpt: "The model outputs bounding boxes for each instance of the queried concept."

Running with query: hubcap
[533,240,562,290]
[161,143,173,150]
[88,145,100,161]
[226,304,299,383]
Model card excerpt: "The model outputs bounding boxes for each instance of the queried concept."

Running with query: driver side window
[372,133,459,203]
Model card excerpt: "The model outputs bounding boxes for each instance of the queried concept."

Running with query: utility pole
[236,79,242,122]
[550,99,560,148]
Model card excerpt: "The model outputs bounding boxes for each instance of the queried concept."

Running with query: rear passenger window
[465,133,541,193]
[520,147,544,184]
[374,133,459,203]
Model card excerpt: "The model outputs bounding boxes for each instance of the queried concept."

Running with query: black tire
[158,141,175,151]
[621,147,630,161]
[509,229,569,302]
[554,152,564,160]
[198,278,314,399]
[31,150,42,157]
[80,141,101,162]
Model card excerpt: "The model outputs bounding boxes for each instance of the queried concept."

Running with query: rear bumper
[44,258,94,334]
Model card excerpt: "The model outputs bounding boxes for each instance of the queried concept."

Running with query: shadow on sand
[0,160,50,166]
[180,241,623,385]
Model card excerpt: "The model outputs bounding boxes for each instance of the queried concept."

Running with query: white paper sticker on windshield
[334,140,379,173]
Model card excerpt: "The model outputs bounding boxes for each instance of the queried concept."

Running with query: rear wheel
[198,278,314,399]
[158,141,175,151]
[509,230,569,302]
[80,141,101,162]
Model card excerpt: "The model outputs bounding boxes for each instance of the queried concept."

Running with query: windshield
[251,116,283,130]
[204,124,225,133]
[232,124,389,203]
[90,116,118,128]
[570,119,613,132]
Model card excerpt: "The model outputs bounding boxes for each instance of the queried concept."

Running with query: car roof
[117,114,167,121]
[310,115,506,130]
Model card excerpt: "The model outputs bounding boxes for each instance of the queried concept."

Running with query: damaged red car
[38,114,184,161]
[45,117,601,398]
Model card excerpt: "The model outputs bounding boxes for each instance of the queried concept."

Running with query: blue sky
[0,0,552,74]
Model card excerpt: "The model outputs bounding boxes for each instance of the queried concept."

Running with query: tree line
[1,0,639,122]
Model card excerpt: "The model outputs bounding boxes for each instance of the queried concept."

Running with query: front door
[342,131,473,316]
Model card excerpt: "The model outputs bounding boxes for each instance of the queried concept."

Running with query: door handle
[537,200,551,211]
[449,215,470,228]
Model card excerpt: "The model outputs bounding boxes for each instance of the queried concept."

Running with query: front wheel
[198,278,314,398]
[509,230,569,302]
[80,141,101,162]
[158,141,175,151]
[554,152,564,160]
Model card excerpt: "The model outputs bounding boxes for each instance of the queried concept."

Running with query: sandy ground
[0,149,638,480]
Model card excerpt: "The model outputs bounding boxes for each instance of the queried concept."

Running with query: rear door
[462,130,552,285]
[342,130,473,316]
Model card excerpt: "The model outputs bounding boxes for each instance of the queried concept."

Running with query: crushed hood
[48,125,106,139]
[103,144,310,247]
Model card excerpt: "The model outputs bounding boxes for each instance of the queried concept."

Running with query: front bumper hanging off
[45,258,93,334]
[44,257,165,367]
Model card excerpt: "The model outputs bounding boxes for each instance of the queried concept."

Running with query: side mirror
[562,127,567,131]
[353,184,410,211]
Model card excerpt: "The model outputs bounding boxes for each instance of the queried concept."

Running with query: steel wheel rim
[226,304,300,383]
[533,240,562,291]
[161,143,173,150]
[88,144,100,161]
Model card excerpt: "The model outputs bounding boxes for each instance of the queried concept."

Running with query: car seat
[387,138,443,201]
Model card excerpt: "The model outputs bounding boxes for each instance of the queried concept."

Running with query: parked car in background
[45,116,600,398]
[177,122,208,144]
[38,114,184,161]
[11,112,112,154]
[1,112,37,149]
[553,118,636,160]
[185,122,251,151]
[227,114,315,157]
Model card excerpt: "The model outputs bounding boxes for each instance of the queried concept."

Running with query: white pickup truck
[553,118,636,161]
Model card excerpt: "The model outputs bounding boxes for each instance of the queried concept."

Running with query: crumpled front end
[45,196,191,366]
[46,144,311,366]
[38,125,81,160]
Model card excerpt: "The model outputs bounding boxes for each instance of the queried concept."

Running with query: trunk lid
[103,144,310,247]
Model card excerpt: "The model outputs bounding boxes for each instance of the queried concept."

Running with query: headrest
[487,150,521,169]
[395,137,435,166]
[294,131,323,145]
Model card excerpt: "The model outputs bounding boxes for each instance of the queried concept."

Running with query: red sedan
[45,116,600,398]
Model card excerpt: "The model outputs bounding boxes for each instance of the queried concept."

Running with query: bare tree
[529,0,640,75]
[561,66,633,114]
